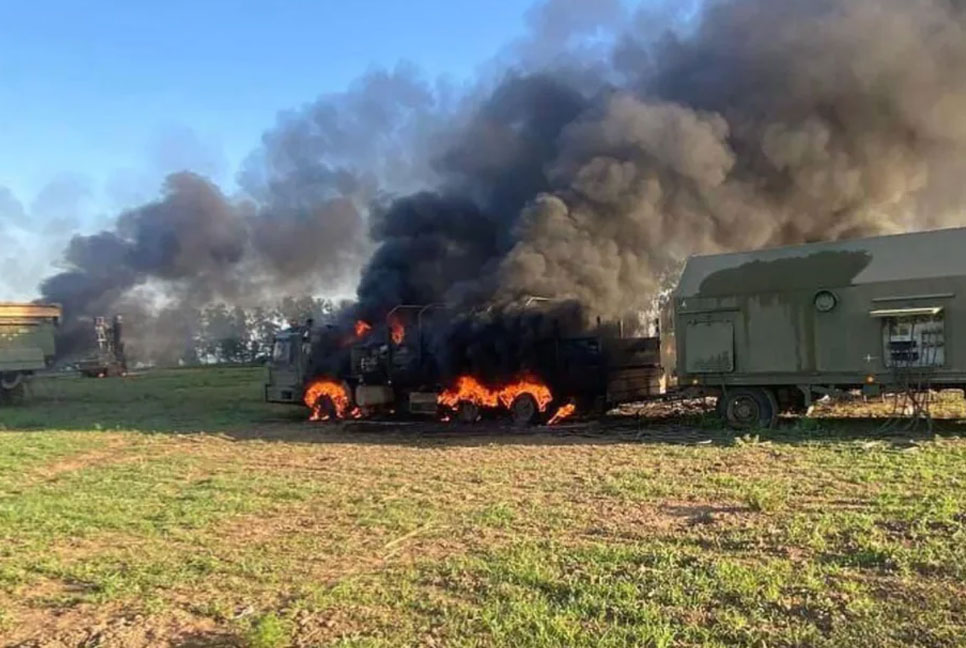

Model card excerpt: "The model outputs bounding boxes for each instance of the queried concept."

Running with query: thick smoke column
[493,0,966,316]
[39,0,966,362]
[355,73,592,315]
[355,0,966,322]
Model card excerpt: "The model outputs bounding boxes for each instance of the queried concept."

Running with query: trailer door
[684,320,735,373]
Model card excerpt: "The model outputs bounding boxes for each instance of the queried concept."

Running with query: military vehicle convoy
[0,303,61,404]
[268,226,966,428]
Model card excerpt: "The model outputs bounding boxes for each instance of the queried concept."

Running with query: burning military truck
[267,226,966,429]
[265,301,664,426]
[0,303,61,405]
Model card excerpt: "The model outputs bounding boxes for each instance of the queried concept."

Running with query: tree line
[129,296,339,367]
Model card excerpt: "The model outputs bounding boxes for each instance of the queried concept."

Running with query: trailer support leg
[796,385,813,411]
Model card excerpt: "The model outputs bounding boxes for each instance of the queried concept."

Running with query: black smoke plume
[358,0,966,325]
[39,0,966,365]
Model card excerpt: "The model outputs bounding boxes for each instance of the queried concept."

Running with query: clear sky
[0,0,538,227]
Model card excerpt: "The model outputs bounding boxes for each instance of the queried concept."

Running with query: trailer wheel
[456,401,481,424]
[723,388,776,429]
[510,393,540,427]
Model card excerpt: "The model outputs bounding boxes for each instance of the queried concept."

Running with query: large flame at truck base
[438,374,574,424]
[304,379,352,421]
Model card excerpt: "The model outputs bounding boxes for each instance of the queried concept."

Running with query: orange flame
[438,375,555,415]
[495,377,553,411]
[304,379,352,421]
[355,320,373,338]
[389,315,405,345]
[547,403,576,425]
[438,376,499,409]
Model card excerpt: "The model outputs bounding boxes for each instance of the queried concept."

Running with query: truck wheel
[6,383,24,405]
[0,372,22,390]
[510,393,540,427]
[723,388,777,429]
[456,401,480,424]
[0,383,24,406]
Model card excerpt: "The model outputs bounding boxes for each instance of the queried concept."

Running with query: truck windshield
[272,339,292,364]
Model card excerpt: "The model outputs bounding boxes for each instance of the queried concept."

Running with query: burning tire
[456,401,481,424]
[510,393,540,427]
[312,395,338,422]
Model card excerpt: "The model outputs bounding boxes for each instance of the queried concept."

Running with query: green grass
[245,612,293,648]
[0,367,964,646]
[0,366,298,432]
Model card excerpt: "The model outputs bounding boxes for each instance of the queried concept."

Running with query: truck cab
[265,325,312,404]
[265,322,351,405]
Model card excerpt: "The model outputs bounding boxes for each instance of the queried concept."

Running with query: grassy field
[0,367,965,647]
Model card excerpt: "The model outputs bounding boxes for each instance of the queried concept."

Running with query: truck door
[265,334,304,403]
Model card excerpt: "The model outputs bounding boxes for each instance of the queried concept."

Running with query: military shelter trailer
[665,226,966,427]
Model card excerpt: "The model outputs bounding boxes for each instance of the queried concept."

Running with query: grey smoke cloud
[1,185,76,300]
[490,0,966,317]
[0,186,26,226]
[30,174,92,235]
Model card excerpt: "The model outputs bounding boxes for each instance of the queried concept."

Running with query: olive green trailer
[663,227,966,427]
[0,303,61,404]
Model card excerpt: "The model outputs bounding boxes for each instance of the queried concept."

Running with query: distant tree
[277,296,335,328]
[250,306,280,362]
[223,305,250,362]
[202,304,236,363]
[185,296,339,365]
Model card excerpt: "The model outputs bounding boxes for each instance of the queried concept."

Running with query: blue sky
[0,0,539,227]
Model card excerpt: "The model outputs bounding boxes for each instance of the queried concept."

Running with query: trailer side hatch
[684,321,734,373]
[870,307,945,368]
